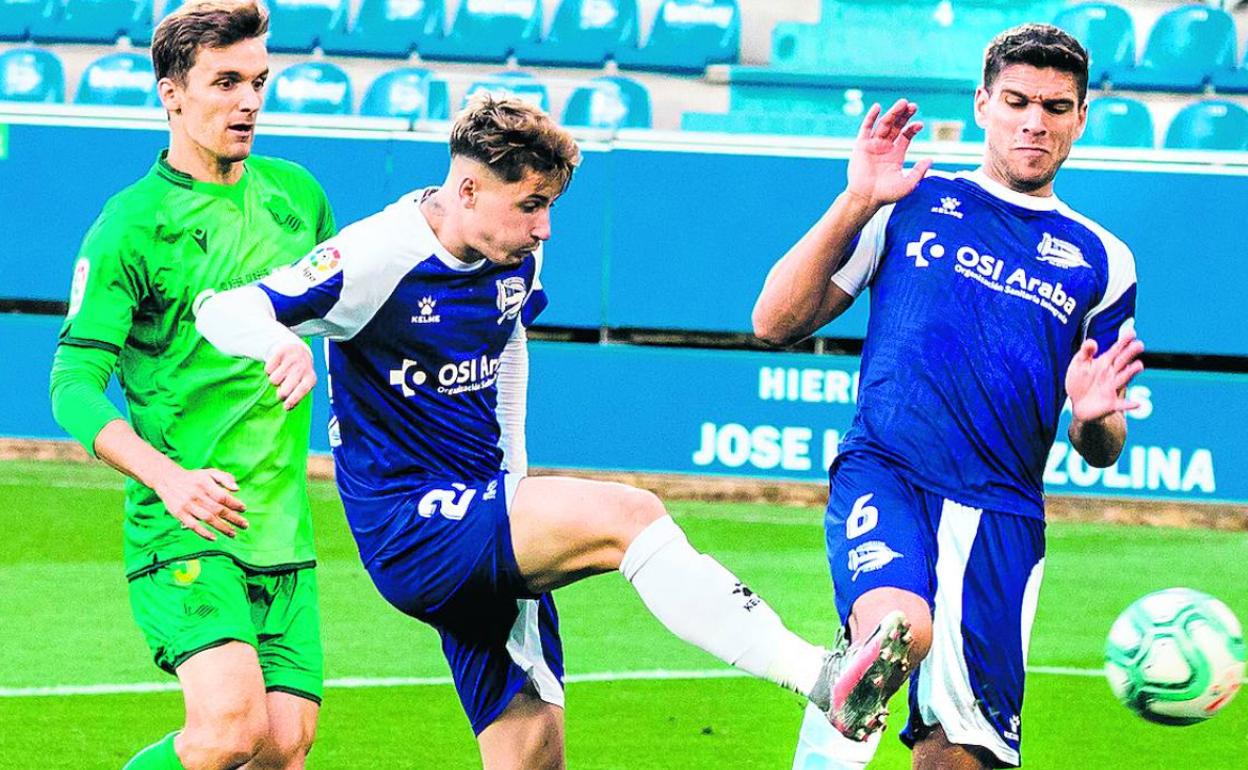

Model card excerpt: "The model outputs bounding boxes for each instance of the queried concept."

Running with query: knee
[852,588,934,664]
[611,486,667,549]
[181,704,268,766]
[254,722,316,770]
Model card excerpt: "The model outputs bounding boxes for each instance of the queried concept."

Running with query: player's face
[975,64,1087,196]
[464,168,562,267]
[160,37,269,167]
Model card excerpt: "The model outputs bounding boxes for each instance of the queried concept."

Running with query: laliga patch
[848,541,903,581]
[67,257,90,317]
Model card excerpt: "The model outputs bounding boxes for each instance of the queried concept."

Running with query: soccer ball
[1104,588,1246,725]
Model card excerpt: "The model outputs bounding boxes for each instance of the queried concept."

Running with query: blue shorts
[362,472,564,734]
[825,452,1045,767]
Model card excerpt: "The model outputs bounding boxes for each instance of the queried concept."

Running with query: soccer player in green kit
[47,2,334,768]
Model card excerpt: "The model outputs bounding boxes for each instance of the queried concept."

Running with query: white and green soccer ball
[1105,588,1246,726]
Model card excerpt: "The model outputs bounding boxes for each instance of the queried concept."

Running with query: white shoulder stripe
[1056,203,1137,335]
[830,203,895,298]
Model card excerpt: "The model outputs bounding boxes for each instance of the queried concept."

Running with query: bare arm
[93,420,249,541]
[752,100,933,346]
[1065,331,1145,467]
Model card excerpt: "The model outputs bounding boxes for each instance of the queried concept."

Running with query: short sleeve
[830,203,894,298]
[60,217,144,352]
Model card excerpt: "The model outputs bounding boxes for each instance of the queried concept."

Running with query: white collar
[958,168,1062,212]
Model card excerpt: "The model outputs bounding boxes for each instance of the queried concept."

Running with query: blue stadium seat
[1080,96,1153,148]
[267,61,352,114]
[0,46,63,102]
[516,0,639,67]
[360,67,449,120]
[0,0,52,41]
[320,0,444,58]
[75,52,158,107]
[1109,5,1236,92]
[1164,99,1248,151]
[419,0,541,63]
[265,0,346,53]
[616,0,738,73]
[772,0,1054,81]
[562,75,650,129]
[462,71,549,112]
[32,0,152,44]
[1052,2,1134,88]
[1211,47,1248,95]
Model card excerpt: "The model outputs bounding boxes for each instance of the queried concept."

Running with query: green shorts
[128,555,323,703]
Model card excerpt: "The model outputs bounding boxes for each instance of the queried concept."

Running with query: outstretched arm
[196,286,315,411]
[1066,330,1145,467]
[752,100,932,346]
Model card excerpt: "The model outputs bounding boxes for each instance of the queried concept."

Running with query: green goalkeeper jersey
[60,151,335,578]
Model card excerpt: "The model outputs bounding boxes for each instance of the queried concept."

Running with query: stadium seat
[0,46,63,102]
[1164,100,1248,151]
[562,75,650,129]
[265,0,346,53]
[418,0,542,63]
[615,0,738,73]
[31,0,152,44]
[0,0,52,41]
[75,52,158,107]
[267,61,352,114]
[516,0,639,68]
[462,71,549,112]
[1211,47,1248,95]
[320,0,445,58]
[1080,97,1153,148]
[360,67,449,120]
[1109,5,1237,92]
[771,1,1064,81]
[1052,2,1134,88]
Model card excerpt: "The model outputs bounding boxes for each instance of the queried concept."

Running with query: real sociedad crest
[495,277,526,324]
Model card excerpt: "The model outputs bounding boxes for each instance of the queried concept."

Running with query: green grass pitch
[1,460,1245,768]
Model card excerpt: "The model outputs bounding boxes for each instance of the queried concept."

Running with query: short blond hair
[152,0,269,83]
[450,93,582,193]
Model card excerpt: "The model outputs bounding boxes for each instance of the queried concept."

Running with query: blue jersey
[831,170,1136,518]
[256,189,547,561]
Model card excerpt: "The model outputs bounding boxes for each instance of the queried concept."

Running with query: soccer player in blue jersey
[754,24,1144,770]
[196,95,901,767]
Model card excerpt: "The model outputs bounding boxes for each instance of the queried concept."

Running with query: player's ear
[458,177,478,209]
[973,86,989,130]
[1073,99,1088,142]
[157,77,182,114]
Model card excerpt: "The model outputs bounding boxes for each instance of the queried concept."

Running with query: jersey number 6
[846,493,879,539]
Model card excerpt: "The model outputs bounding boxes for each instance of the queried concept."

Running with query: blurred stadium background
[1,0,1246,767]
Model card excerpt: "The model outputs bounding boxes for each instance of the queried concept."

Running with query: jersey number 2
[418,484,477,521]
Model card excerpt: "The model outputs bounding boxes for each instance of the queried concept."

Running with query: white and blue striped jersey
[254,189,547,556]
[832,170,1137,518]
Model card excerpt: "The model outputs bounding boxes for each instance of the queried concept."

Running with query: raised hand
[1066,330,1145,423]
[266,342,316,411]
[152,466,248,541]
[847,99,933,208]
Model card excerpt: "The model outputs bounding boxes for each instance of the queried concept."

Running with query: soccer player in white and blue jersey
[754,25,1144,770]
[196,95,890,767]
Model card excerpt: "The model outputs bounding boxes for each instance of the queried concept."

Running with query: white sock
[620,515,827,697]
[792,701,881,770]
